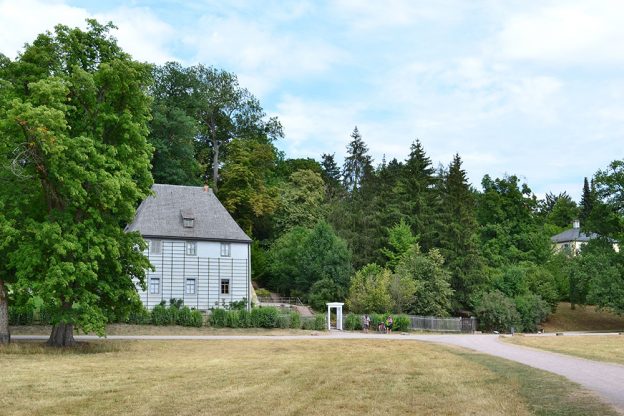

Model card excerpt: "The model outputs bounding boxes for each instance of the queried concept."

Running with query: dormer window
[181,209,195,228]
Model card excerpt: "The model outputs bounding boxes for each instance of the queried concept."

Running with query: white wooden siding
[136,239,250,310]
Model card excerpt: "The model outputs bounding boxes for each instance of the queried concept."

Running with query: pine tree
[438,154,485,310]
[579,177,595,224]
[342,127,372,192]
[399,140,438,251]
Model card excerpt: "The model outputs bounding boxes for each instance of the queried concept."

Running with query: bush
[393,314,410,332]
[229,298,247,311]
[515,293,550,333]
[474,291,521,333]
[251,307,279,328]
[345,313,362,330]
[126,307,151,325]
[210,308,228,328]
[370,313,386,331]
[289,312,301,329]
[152,302,174,326]
[225,310,241,328]
[313,314,326,330]
[238,309,252,328]
[276,314,290,329]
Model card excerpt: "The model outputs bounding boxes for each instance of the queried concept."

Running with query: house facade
[551,219,619,255]
[126,184,252,311]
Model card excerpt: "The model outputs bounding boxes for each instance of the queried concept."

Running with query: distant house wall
[553,241,620,255]
[135,239,250,311]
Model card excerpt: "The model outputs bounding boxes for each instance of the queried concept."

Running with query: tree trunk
[0,279,10,345]
[47,322,75,347]
[212,141,220,192]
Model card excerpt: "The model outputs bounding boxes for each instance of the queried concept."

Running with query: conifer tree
[438,154,484,309]
[342,127,372,192]
[399,140,438,251]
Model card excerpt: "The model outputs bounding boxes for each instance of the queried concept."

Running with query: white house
[551,219,619,255]
[126,184,252,311]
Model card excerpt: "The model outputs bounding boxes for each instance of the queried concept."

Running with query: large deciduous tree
[0,21,153,346]
[192,65,283,191]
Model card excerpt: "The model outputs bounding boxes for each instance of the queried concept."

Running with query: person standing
[363,314,371,333]
[385,315,393,334]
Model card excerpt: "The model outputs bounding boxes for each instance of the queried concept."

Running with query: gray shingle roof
[126,184,252,243]
[551,227,598,243]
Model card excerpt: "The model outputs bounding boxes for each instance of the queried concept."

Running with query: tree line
[1,21,623,346]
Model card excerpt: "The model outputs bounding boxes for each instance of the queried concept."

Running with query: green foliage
[209,308,228,328]
[126,307,151,325]
[0,21,154,340]
[473,291,521,333]
[514,293,550,333]
[151,302,175,326]
[346,264,392,314]
[219,138,279,236]
[250,307,279,328]
[308,278,346,311]
[380,219,417,270]
[177,306,203,327]
[274,169,326,233]
[344,313,363,330]
[392,315,411,332]
[267,221,351,301]
[254,288,271,298]
[289,312,301,329]
[395,247,453,316]
[313,314,327,330]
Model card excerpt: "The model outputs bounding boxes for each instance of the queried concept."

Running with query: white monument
[326,302,344,331]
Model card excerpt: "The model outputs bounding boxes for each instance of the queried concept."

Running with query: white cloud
[496,1,624,65]
[0,0,175,64]
[95,7,176,64]
[0,0,87,57]
[186,14,345,97]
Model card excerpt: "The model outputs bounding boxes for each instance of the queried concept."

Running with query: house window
[183,218,194,228]
[149,278,160,294]
[220,279,230,295]
[186,278,196,295]
[220,242,231,257]
[186,241,197,256]
[151,239,162,255]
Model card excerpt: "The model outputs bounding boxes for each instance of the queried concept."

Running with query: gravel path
[14,332,624,412]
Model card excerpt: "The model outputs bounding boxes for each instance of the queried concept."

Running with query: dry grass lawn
[0,340,617,416]
[505,335,624,365]
[544,302,624,332]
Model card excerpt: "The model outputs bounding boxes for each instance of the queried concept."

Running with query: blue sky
[2,1,623,201]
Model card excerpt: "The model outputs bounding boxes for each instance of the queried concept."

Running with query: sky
[1,0,623,200]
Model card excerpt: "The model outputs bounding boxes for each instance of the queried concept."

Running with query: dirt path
[13,332,624,412]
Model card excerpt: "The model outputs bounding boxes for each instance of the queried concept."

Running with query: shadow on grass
[452,349,619,416]
[0,340,125,355]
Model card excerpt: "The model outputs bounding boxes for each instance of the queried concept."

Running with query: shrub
[210,308,228,328]
[474,291,521,333]
[276,314,290,329]
[152,302,174,326]
[229,298,248,311]
[345,313,362,330]
[370,313,386,331]
[189,309,204,327]
[515,293,550,333]
[313,314,326,330]
[238,309,252,328]
[301,317,316,330]
[225,310,241,328]
[126,307,151,325]
[393,314,410,332]
[289,312,301,329]
[251,307,279,328]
